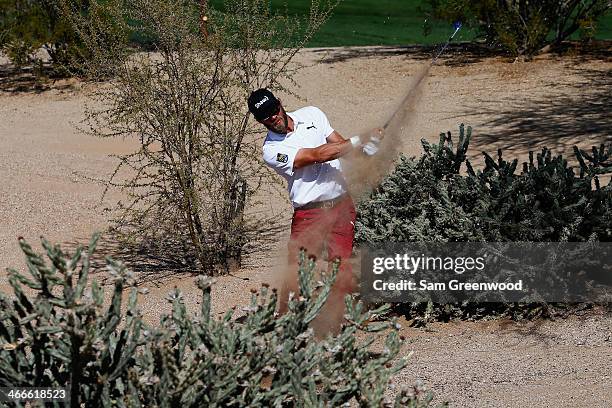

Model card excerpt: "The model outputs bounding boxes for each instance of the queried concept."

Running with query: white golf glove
[362,136,381,156]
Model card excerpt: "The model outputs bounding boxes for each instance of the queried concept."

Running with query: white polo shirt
[262,106,348,208]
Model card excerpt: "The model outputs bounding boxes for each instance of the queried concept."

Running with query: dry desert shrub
[61,0,339,273]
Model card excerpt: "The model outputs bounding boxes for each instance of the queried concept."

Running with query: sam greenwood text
[372,279,523,292]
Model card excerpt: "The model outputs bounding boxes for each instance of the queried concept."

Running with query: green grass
[207,0,478,47]
[275,0,477,47]
[594,12,612,40]
[303,13,477,47]
[211,0,611,47]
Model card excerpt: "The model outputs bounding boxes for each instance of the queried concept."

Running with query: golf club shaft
[431,26,461,65]
[382,24,462,130]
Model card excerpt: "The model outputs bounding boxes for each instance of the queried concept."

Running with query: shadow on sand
[0,63,80,94]
[453,66,611,157]
[312,42,501,66]
[61,220,288,286]
[311,40,612,66]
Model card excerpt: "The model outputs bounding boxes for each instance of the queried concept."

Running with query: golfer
[247,89,381,314]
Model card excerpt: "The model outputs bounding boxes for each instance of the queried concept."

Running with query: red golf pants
[288,195,356,293]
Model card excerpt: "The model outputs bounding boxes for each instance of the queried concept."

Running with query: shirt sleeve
[314,107,334,139]
[263,142,299,177]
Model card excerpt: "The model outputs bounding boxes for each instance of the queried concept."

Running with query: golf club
[382,21,463,131]
[432,21,463,65]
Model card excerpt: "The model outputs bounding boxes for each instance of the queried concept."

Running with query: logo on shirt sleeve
[276,153,289,164]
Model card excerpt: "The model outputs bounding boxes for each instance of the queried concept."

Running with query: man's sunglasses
[260,104,282,123]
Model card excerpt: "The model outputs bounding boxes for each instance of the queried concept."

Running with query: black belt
[296,194,349,210]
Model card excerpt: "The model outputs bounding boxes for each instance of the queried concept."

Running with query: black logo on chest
[276,153,289,163]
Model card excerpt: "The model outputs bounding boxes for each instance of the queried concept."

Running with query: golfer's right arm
[293,135,358,170]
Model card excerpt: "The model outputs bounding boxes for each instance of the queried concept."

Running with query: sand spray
[267,64,434,336]
[272,23,463,335]
[342,63,431,199]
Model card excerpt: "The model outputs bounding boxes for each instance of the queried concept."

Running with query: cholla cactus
[356,125,611,322]
[127,251,418,407]
[357,124,611,244]
[421,123,472,177]
[0,234,143,407]
[0,237,439,407]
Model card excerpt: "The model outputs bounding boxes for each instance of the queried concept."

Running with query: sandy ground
[1,47,611,407]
